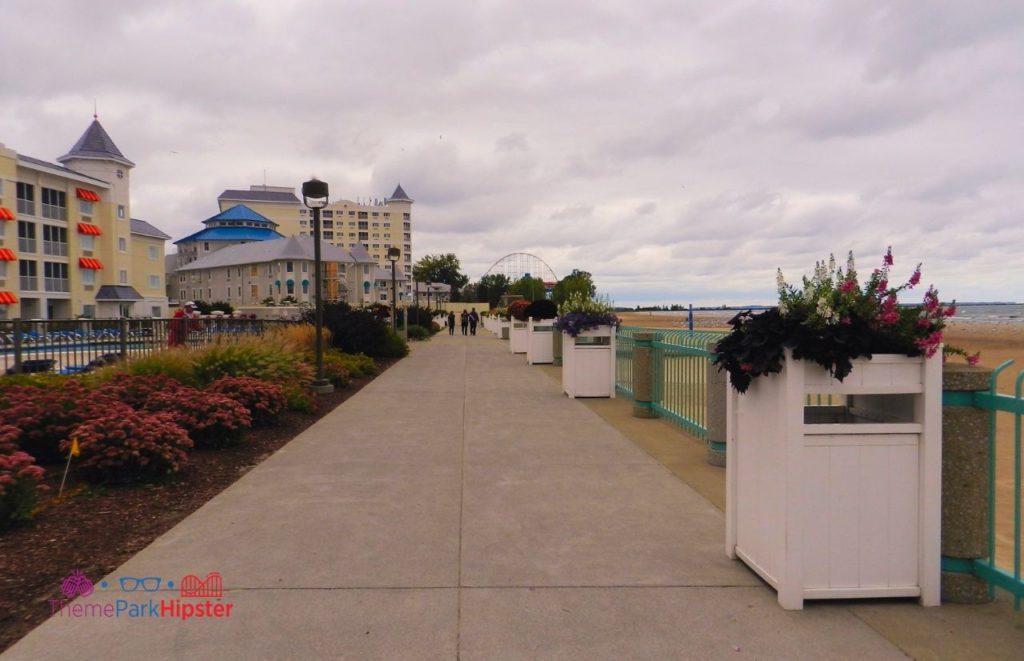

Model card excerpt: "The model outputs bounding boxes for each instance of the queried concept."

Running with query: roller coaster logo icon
[179,571,223,599]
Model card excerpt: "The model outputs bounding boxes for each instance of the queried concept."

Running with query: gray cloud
[2,0,1021,306]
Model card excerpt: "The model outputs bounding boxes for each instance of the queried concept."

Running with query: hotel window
[358,211,367,219]
[358,232,368,241]
[44,262,69,292]
[250,265,258,276]
[251,284,258,298]
[16,182,35,216]
[322,210,333,218]
[226,268,231,281]
[19,260,38,290]
[118,237,127,252]
[17,221,37,253]
[403,213,410,220]
[383,212,390,218]
[358,221,368,230]
[116,169,124,179]
[348,211,355,216]
[117,205,126,219]
[149,275,160,288]
[82,269,96,285]
[42,225,68,256]
[323,231,333,239]
[148,246,158,260]
[203,242,210,251]
[267,264,273,276]
[0,262,5,278]
[40,188,67,221]
[301,262,308,273]
[372,212,378,217]
[119,269,128,285]
[237,286,241,297]
[286,261,293,272]
[80,233,95,251]
[79,199,94,216]
[322,220,333,228]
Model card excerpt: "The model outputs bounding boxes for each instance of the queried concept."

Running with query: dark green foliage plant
[524,299,557,320]
[407,325,430,341]
[311,303,409,358]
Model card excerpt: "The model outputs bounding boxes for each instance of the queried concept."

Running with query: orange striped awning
[76,188,101,202]
[0,207,14,221]
[0,292,18,305]
[78,223,103,236]
[78,257,104,270]
[0,248,16,261]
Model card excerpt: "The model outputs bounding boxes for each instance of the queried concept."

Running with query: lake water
[635,303,1024,324]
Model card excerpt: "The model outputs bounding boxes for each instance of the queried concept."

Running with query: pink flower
[840,316,852,326]
[840,280,857,294]
[908,265,921,287]
[884,247,894,266]
[739,363,753,372]
[876,279,888,293]
[944,304,957,318]
[967,353,981,366]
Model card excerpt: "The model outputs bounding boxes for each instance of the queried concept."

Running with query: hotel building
[0,120,170,319]
[216,184,414,298]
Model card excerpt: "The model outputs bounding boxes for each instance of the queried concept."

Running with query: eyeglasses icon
[119,576,162,592]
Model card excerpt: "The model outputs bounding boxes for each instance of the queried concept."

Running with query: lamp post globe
[302,178,333,394]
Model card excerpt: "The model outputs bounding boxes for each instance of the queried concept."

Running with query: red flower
[840,280,857,294]
[739,363,753,372]
[883,247,894,266]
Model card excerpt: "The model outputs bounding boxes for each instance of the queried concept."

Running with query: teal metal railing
[615,326,638,397]
[616,326,728,438]
[942,360,1024,609]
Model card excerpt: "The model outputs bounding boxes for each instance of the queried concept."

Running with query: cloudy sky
[3,0,1022,306]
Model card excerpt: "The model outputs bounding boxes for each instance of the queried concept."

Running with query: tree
[412,253,469,298]
[509,275,546,302]
[552,269,597,306]
[477,273,511,309]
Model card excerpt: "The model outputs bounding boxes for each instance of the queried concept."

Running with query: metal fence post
[12,319,23,374]
[940,363,994,603]
[706,342,727,466]
[119,318,129,360]
[632,331,656,418]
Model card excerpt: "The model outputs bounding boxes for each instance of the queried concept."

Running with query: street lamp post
[387,247,401,329]
[432,283,442,311]
[302,178,334,394]
[425,281,432,311]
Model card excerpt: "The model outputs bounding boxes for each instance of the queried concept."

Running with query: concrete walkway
[7,333,922,659]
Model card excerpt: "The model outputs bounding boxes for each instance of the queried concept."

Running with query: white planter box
[526,318,555,364]
[510,321,529,353]
[725,350,941,610]
[561,325,616,398]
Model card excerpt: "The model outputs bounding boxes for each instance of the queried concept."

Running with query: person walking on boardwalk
[469,307,479,335]
[447,310,456,335]
[168,301,199,347]
[460,310,469,336]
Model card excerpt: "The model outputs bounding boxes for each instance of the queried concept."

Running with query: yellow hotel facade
[0,119,170,320]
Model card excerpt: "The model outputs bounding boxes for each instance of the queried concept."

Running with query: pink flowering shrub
[1,425,47,529]
[66,411,192,483]
[0,380,122,464]
[96,373,187,410]
[206,376,287,427]
[144,388,251,449]
[717,248,956,393]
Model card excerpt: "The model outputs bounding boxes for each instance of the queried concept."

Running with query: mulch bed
[0,361,394,653]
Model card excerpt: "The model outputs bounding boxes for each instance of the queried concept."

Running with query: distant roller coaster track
[482,252,559,286]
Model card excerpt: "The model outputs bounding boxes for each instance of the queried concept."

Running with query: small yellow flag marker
[58,437,79,499]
